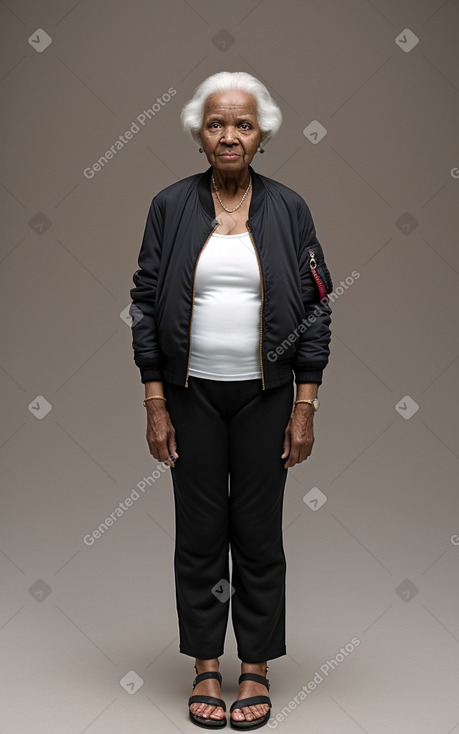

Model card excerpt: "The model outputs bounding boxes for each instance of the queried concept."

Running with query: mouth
[219,153,240,159]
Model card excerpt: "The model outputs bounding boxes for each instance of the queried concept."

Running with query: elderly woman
[129,71,333,730]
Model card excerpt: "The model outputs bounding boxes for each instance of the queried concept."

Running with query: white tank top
[188,230,262,380]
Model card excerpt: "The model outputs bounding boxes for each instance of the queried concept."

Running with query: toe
[210,706,225,719]
[241,706,255,721]
[192,703,207,717]
[250,704,268,719]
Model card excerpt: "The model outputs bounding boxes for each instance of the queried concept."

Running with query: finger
[168,431,179,461]
[297,441,311,461]
[287,440,303,467]
[163,432,178,468]
[146,435,159,460]
[300,434,315,461]
[283,448,298,468]
[155,439,175,467]
[281,430,290,459]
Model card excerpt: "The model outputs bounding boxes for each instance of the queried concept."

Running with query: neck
[212,166,251,196]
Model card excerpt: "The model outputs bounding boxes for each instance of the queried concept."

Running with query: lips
[219,153,239,159]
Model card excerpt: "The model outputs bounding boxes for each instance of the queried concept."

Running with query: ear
[262,135,271,150]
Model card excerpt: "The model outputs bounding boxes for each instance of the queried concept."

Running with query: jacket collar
[197,164,265,221]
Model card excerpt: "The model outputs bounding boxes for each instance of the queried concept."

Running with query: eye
[239,123,251,130]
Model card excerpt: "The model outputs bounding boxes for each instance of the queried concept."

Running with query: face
[199,89,262,171]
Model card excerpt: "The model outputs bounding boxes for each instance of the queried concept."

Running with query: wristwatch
[295,397,320,411]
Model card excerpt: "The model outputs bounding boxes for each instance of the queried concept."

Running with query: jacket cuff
[139,366,165,383]
[293,367,324,385]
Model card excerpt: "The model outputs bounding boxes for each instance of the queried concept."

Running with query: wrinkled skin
[145,403,178,468]
[281,404,315,468]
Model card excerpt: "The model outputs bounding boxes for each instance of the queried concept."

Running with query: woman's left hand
[281,405,315,468]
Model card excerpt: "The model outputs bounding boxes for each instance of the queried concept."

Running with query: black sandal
[188,668,227,729]
[229,667,271,730]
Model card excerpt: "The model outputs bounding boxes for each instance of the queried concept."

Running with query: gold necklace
[212,174,252,213]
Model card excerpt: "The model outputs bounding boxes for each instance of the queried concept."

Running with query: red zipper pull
[309,249,327,299]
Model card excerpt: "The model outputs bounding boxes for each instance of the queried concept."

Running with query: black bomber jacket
[129,164,333,390]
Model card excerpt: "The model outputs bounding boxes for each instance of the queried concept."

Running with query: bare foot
[231,663,270,724]
[189,660,226,722]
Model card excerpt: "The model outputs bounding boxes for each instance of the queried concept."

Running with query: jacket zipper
[246,222,265,390]
[184,222,219,387]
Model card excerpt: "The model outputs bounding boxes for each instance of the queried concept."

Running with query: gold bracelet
[294,399,316,406]
[143,395,167,407]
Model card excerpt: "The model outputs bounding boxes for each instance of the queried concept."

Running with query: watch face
[313,398,320,411]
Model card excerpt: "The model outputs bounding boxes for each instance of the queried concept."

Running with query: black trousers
[164,375,294,664]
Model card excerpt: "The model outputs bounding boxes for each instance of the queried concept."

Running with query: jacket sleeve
[291,199,333,385]
[129,195,165,383]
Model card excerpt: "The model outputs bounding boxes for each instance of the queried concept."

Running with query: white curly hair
[180,71,282,149]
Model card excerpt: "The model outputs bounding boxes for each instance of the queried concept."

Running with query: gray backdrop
[1,1,458,732]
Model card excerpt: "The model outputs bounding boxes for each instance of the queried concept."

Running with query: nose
[221,127,238,144]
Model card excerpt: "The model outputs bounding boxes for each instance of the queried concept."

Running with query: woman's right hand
[146,403,179,468]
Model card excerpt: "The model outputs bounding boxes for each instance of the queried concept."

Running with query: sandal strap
[238,672,270,690]
[188,694,226,711]
[192,670,223,687]
[230,695,271,713]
